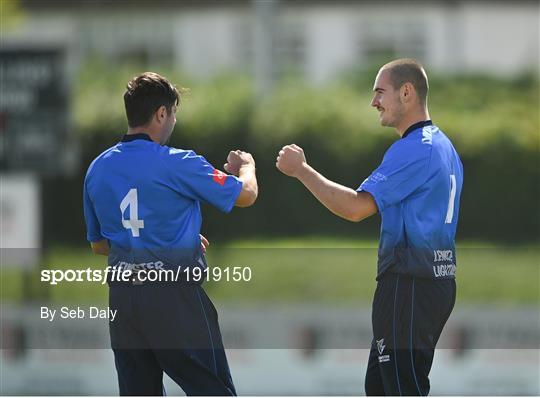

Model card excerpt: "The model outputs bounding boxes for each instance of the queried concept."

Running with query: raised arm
[224,150,258,207]
[276,144,377,222]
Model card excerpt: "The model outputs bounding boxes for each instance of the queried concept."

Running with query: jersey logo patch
[422,126,436,145]
[376,338,386,355]
[212,168,228,186]
[370,172,387,183]
[376,338,390,363]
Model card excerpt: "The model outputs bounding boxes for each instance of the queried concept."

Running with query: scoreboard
[0,48,75,176]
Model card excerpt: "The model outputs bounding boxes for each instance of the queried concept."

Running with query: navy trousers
[109,283,236,396]
[365,273,456,396]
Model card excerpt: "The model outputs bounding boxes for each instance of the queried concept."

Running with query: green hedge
[46,62,539,245]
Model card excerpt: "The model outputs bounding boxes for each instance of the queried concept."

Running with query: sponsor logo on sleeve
[370,172,387,183]
[212,168,228,186]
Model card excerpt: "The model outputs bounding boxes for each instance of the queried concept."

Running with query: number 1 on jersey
[445,174,457,224]
[120,188,144,237]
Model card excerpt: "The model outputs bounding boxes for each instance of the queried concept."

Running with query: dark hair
[123,72,180,128]
[383,59,429,105]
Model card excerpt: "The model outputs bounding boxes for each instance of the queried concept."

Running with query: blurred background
[1,0,539,395]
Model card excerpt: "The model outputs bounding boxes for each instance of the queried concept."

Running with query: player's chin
[379,116,391,127]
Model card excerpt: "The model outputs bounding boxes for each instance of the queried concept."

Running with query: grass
[1,238,538,305]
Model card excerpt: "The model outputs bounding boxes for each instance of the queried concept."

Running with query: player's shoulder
[163,146,208,164]
[406,124,441,147]
[85,144,122,178]
[160,146,212,174]
[385,126,435,161]
[429,127,463,168]
[416,125,460,160]
[166,146,196,158]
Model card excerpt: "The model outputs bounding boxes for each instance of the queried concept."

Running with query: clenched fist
[224,150,255,176]
[276,144,307,178]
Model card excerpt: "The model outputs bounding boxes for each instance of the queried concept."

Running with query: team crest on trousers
[377,338,390,363]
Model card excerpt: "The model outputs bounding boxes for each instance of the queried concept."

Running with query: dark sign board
[0,48,73,175]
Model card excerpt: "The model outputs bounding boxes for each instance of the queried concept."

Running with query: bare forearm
[276,144,377,221]
[295,164,359,221]
[236,165,258,207]
[296,164,376,222]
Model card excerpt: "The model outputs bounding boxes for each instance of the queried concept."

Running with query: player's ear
[401,83,414,103]
[155,105,167,124]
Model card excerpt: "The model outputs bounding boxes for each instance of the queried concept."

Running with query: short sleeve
[83,179,104,242]
[167,149,243,213]
[357,142,430,212]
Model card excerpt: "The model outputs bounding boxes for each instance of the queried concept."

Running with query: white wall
[173,7,250,77]
[461,3,539,74]
[4,2,539,81]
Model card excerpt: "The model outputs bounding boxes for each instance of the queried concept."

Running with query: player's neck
[126,127,161,144]
[395,109,431,137]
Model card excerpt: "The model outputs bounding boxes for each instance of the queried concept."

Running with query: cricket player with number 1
[276,59,463,396]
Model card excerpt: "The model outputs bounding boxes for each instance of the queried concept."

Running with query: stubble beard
[382,99,405,129]
[161,124,175,146]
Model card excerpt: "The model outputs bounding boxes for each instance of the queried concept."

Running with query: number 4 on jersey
[120,188,144,237]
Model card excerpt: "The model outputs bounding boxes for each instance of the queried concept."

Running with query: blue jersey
[358,121,463,280]
[83,133,242,268]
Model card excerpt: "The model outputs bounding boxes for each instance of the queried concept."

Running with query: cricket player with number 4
[84,72,257,395]
[276,59,463,396]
